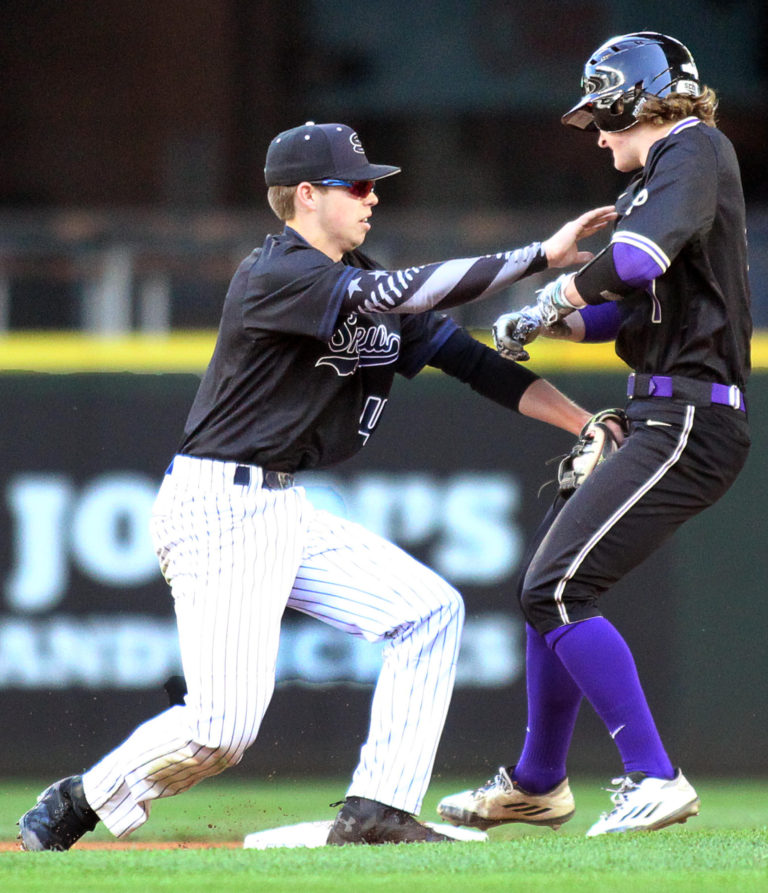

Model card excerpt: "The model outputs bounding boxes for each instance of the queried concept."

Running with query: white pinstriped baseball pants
[82,455,464,837]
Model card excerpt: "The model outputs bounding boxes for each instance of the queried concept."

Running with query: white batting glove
[535,273,577,326]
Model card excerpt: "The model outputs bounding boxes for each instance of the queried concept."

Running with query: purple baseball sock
[544,617,675,779]
[514,625,583,794]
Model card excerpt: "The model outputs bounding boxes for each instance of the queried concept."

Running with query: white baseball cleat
[437,766,575,831]
[586,769,700,837]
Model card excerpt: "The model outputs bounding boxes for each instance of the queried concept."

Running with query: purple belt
[627,374,746,412]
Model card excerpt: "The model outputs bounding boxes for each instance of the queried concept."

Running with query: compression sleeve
[340,243,548,315]
[428,328,539,412]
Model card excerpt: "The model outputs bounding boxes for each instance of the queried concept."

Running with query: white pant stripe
[554,405,696,624]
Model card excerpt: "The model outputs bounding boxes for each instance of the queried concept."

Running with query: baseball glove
[558,408,629,495]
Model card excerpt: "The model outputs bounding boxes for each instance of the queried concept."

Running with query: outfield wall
[0,361,765,779]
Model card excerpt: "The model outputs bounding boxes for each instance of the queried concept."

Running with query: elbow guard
[573,245,633,305]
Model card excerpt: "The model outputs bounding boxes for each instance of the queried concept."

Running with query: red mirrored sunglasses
[312,178,376,199]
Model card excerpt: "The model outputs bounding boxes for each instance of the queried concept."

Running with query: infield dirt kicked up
[0,839,242,852]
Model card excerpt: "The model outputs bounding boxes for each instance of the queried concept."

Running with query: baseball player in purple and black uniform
[438,32,752,837]
[19,121,614,849]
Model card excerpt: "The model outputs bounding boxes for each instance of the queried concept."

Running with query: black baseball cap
[264,122,401,186]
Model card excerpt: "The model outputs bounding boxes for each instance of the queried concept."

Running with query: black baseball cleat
[327,796,453,845]
[18,775,100,851]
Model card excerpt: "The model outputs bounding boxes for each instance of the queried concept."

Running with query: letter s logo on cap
[350,133,365,154]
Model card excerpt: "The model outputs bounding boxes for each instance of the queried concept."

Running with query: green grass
[1,778,767,892]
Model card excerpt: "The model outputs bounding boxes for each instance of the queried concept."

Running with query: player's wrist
[562,274,586,308]
[536,274,580,325]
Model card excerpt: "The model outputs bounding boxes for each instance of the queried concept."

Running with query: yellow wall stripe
[1,331,765,373]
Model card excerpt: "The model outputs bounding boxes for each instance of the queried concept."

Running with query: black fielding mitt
[558,408,629,495]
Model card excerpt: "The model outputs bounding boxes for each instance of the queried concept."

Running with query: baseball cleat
[327,796,454,845]
[585,769,700,837]
[17,775,100,851]
[437,766,575,831]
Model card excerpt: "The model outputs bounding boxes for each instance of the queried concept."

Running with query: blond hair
[268,183,332,220]
[636,85,718,128]
[267,185,298,221]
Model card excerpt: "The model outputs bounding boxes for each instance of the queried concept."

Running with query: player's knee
[519,572,556,631]
[518,586,538,628]
[441,585,465,630]
[188,714,259,768]
[411,583,464,637]
[203,739,248,770]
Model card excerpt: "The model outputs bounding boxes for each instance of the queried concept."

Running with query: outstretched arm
[339,206,616,316]
[541,206,617,268]
[493,294,622,360]
[429,329,590,435]
[517,378,590,435]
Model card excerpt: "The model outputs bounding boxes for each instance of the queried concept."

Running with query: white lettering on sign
[302,472,523,584]
[4,473,160,613]
[5,475,73,612]
[0,613,523,690]
[70,475,157,586]
[3,471,524,613]
[0,617,182,688]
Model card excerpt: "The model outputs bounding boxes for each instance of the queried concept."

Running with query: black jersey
[580,118,752,390]
[180,228,545,470]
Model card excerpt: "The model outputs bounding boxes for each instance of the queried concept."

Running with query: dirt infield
[0,840,242,852]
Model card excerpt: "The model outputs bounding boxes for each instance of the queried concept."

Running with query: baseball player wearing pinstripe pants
[19,122,613,849]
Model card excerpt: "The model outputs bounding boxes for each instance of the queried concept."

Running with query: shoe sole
[17,819,47,852]
[642,796,701,832]
[591,796,700,836]
[438,805,575,832]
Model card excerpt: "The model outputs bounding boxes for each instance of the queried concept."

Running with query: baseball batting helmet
[562,32,701,132]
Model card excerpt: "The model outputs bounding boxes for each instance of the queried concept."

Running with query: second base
[243,820,488,849]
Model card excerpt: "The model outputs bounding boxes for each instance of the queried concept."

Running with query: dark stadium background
[1,1,765,780]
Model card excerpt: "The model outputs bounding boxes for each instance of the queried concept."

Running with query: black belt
[627,374,746,412]
[234,465,295,489]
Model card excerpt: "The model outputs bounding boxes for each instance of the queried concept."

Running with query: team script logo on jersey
[316,313,401,376]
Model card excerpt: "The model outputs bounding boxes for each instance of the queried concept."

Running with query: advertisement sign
[1,372,764,776]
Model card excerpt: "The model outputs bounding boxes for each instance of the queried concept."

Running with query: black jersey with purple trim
[596,118,751,389]
[180,229,544,470]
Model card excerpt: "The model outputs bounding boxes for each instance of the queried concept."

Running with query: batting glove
[492,306,543,360]
[535,273,578,326]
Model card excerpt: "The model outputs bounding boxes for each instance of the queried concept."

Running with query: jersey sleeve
[242,232,547,342]
[242,242,352,340]
[574,125,718,304]
[612,131,717,273]
[395,312,459,378]
[340,243,547,317]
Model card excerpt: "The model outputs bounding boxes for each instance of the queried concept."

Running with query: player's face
[313,184,379,255]
[597,128,645,173]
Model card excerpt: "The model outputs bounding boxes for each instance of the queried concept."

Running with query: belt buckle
[264,470,293,489]
[728,385,741,410]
